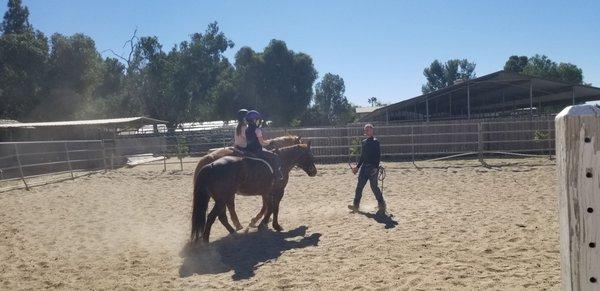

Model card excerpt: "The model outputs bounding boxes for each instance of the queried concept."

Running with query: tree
[0,0,48,120]
[313,73,355,125]
[0,0,32,35]
[557,62,583,84]
[0,31,48,119]
[230,40,318,125]
[504,55,528,73]
[122,22,234,130]
[368,97,382,107]
[421,59,476,93]
[516,54,584,84]
[32,33,103,120]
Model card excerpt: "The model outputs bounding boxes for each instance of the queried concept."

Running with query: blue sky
[4,0,600,106]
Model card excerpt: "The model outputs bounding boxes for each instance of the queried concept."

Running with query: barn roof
[0,117,167,129]
[360,70,600,122]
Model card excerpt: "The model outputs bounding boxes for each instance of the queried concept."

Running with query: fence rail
[1,118,556,191]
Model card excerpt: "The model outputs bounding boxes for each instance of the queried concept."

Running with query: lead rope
[378,165,386,194]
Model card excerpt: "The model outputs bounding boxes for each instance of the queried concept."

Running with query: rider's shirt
[245,124,263,153]
[234,124,247,148]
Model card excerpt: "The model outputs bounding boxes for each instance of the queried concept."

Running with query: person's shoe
[347,204,359,212]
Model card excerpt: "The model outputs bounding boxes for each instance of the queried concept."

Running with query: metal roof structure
[355,106,383,114]
[0,117,167,129]
[360,70,600,123]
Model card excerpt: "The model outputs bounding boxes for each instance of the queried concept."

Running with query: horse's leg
[258,194,274,231]
[202,200,225,243]
[227,197,244,231]
[249,196,267,227]
[218,206,236,234]
[272,191,284,232]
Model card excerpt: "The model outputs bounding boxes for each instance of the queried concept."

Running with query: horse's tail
[191,169,210,242]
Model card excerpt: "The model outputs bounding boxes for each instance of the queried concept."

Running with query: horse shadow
[179,226,321,280]
[356,210,398,229]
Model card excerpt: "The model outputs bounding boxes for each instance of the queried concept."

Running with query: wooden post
[467,81,471,119]
[425,97,430,122]
[449,92,452,116]
[529,81,533,119]
[101,140,108,172]
[64,142,74,179]
[556,105,600,291]
[411,125,416,165]
[477,123,484,165]
[13,144,29,190]
[163,150,167,172]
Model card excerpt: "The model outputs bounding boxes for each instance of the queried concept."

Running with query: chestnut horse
[192,135,302,230]
[191,143,317,243]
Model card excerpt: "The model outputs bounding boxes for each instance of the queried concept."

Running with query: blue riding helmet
[245,110,262,122]
[237,109,248,121]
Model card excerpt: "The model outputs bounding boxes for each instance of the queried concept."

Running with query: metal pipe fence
[1,119,555,192]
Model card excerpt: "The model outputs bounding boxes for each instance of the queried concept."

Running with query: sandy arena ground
[0,157,560,290]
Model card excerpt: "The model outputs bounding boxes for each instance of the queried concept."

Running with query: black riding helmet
[237,109,248,121]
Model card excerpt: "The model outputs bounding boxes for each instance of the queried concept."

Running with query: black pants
[354,165,385,206]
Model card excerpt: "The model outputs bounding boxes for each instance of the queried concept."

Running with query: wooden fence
[556,105,600,291]
[1,117,556,191]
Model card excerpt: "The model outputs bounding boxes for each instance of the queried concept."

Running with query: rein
[244,156,274,174]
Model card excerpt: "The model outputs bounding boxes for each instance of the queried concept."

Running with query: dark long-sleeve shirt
[357,137,380,169]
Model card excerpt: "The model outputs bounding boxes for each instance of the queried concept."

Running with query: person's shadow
[355,210,398,229]
[179,226,321,280]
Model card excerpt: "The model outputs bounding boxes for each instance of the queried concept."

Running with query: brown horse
[192,135,302,230]
[191,143,317,243]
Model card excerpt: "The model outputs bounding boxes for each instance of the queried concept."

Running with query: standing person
[234,109,248,149]
[349,124,386,212]
[244,110,284,181]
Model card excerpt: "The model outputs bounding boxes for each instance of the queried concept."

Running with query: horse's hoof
[248,219,258,228]
[273,225,283,232]
[257,224,268,231]
[235,225,244,231]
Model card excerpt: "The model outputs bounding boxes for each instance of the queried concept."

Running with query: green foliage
[349,138,361,157]
[504,55,528,73]
[0,30,48,119]
[505,54,584,84]
[313,73,355,125]
[1,0,31,34]
[230,40,318,125]
[534,130,550,141]
[422,59,476,93]
[175,136,189,158]
[0,2,321,127]
[289,118,301,127]
[368,97,382,107]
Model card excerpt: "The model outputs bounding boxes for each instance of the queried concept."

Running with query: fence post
[13,144,29,190]
[556,105,600,291]
[411,125,416,166]
[101,140,108,172]
[64,142,74,179]
[477,122,484,165]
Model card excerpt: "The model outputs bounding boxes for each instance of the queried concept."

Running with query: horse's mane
[278,143,309,152]
[267,135,300,142]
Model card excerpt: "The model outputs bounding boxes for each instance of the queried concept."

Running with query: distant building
[0,117,166,141]
[360,70,600,123]
[355,106,383,119]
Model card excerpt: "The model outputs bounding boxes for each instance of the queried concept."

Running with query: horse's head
[295,140,317,177]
